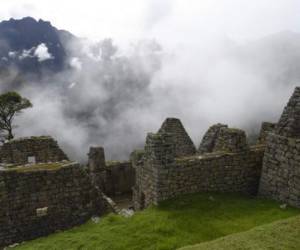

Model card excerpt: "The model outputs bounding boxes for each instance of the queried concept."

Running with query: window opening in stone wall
[28,156,36,164]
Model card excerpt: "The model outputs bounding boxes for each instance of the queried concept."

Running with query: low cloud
[8,43,54,62]
[34,43,53,62]
[11,32,300,163]
[69,57,82,71]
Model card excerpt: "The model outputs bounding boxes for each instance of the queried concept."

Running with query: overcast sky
[0,0,299,45]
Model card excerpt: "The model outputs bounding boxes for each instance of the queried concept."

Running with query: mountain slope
[0,17,75,73]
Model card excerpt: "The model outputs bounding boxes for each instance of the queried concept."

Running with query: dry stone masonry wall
[133,132,176,209]
[88,147,106,189]
[259,87,300,207]
[133,119,264,209]
[213,127,249,153]
[0,162,106,247]
[257,122,276,144]
[158,118,196,157]
[105,161,135,196]
[0,136,68,166]
[88,147,135,197]
[276,87,300,138]
[198,123,228,154]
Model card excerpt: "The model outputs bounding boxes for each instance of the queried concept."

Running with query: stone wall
[105,161,135,196]
[158,118,196,157]
[131,150,146,210]
[257,122,276,144]
[0,162,106,247]
[259,87,300,207]
[213,127,249,153]
[133,130,264,209]
[275,87,300,138]
[198,123,228,154]
[88,147,135,197]
[0,136,68,165]
[259,133,300,207]
[88,147,106,189]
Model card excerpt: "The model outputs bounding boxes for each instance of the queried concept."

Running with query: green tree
[0,92,32,140]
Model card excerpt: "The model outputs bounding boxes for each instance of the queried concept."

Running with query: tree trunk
[7,128,14,140]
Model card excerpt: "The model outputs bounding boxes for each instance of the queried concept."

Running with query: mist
[1,0,299,162]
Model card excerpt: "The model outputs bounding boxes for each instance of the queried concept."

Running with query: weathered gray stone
[259,87,300,208]
[158,118,196,157]
[213,127,249,153]
[198,123,228,154]
[133,124,263,210]
[88,146,135,197]
[257,122,276,144]
[0,136,68,166]
[0,162,106,247]
[276,87,300,138]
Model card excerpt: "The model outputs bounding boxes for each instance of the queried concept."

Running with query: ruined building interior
[1,87,300,247]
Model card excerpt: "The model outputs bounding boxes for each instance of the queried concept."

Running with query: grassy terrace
[15,193,299,250]
[180,215,300,250]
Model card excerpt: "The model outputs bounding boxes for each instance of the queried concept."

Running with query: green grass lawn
[180,215,300,250]
[16,193,300,250]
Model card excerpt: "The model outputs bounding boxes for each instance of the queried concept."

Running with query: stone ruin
[87,147,135,197]
[198,123,228,154]
[0,137,108,247]
[158,118,196,157]
[132,121,263,210]
[257,122,276,144]
[0,162,107,247]
[2,87,300,247]
[259,87,300,207]
[0,136,68,166]
[212,127,249,153]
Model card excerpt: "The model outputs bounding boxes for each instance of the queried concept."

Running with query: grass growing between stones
[179,215,300,250]
[16,193,300,250]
